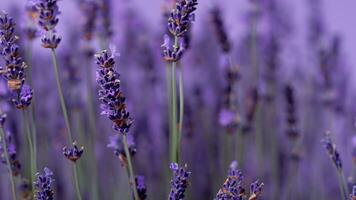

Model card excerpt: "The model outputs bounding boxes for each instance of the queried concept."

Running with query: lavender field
[0,0,356,199]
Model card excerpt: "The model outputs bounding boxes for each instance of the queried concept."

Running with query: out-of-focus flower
[107,134,136,166]
[210,6,230,53]
[79,0,98,40]
[11,84,33,109]
[168,0,198,37]
[95,49,133,134]
[19,178,33,200]
[169,163,191,200]
[62,141,84,162]
[135,175,147,200]
[34,167,55,200]
[350,185,356,200]
[242,88,259,134]
[284,85,299,138]
[0,131,21,176]
[321,132,342,170]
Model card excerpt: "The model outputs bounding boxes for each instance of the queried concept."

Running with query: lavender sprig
[135,176,147,200]
[62,141,84,163]
[95,48,139,200]
[34,167,55,200]
[169,163,191,200]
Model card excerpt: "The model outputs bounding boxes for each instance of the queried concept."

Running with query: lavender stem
[171,36,179,163]
[123,134,140,200]
[178,67,184,158]
[50,49,82,200]
[22,110,35,192]
[0,115,16,200]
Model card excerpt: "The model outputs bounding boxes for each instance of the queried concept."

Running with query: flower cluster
[35,0,61,49]
[162,0,198,62]
[169,163,191,200]
[216,161,264,200]
[62,141,84,162]
[0,131,21,176]
[135,175,147,200]
[107,134,136,166]
[210,6,230,53]
[34,167,55,200]
[79,0,99,40]
[168,0,198,37]
[0,12,34,109]
[351,185,356,200]
[0,12,26,91]
[95,49,133,134]
[321,132,342,170]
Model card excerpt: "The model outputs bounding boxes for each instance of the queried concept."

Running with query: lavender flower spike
[34,167,55,200]
[135,175,147,200]
[351,185,356,200]
[95,49,133,134]
[249,181,264,200]
[35,0,62,49]
[62,141,84,162]
[0,130,21,176]
[107,134,136,166]
[321,132,342,170]
[168,0,198,37]
[216,161,245,200]
[169,163,191,200]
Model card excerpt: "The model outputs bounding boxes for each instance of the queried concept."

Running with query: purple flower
[34,167,55,200]
[210,6,230,53]
[35,0,61,49]
[135,175,147,200]
[167,0,198,37]
[0,131,21,176]
[0,12,26,91]
[107,134,136,166]
[169,163,191,200]
[95,49,133,134]
[161,34,184,62]
[351,185,356,200]
[11,84,34,109]
[216,161,245,200]
[62,141,84,162]
[79,0,99,40]
[321,132,342,170]
[249,181,264,200]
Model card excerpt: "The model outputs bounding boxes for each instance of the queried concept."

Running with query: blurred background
[0,0,356,199]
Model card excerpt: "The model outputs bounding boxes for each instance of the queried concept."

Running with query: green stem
[50,49,82,200]
[0,121,17,200]
[170,36,179,164]
[50,49,73,142]
[23,110,35,192]
[177,67,184,159]
[123,134,140,200]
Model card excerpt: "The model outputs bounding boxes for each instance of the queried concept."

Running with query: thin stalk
[84,56,99,200]
[177,67,184,159]
[22,110,35,191]
[0,122,17,200]
[165,64,173,195]
[50,49,82,200]
[50,49,73,142]
[170,36,179,163]
[123,134,140,200]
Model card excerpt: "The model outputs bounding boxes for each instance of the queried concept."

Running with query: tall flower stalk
[0,12,36,192]
[34,0,82,199]
[95,49,139,200]
[162,0,198,164]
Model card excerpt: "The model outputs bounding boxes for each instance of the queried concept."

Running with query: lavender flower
[34,167,55,200]
[135,175,147,200]
[11,84,33,109]
[95,49,133,134]
[35,0,61,49]
[321,132,342,170]
[169,163,191,200]
[0,12,26,91]
[161,34,184,62]
[107,134,136,166]
[284,85,299,138]
[19,178,33,200]
[62,141,84,162]
[216,161,245,200]
[249,181,264,200]
[0,131,21,176]
[167,0,198,37]
[351,185,356,200]
[210,6,230,53]
[79,0,98,40]
[242,88,259,134]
